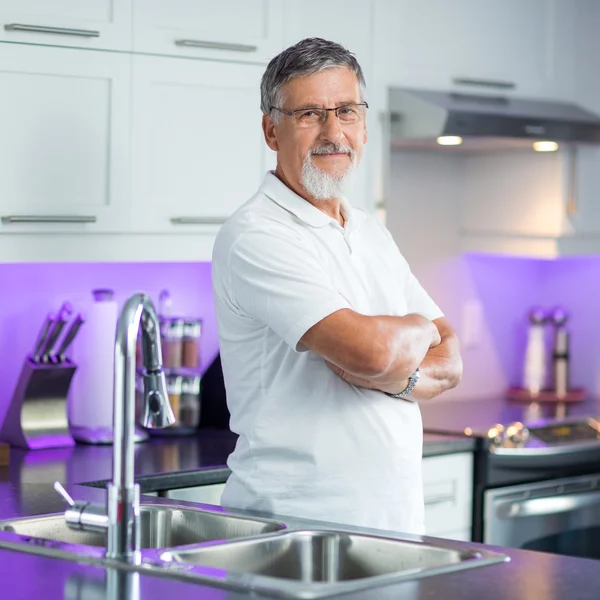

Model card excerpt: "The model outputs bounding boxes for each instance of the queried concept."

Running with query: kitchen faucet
[54,293,175,563]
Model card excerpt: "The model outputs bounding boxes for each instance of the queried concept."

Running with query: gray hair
[261,38,366,121]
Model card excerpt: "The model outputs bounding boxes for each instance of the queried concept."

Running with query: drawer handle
[424,494,455,506]
[1,215,97,224]
[170,217,227,225]
[4,23,100,38]
[174,39,257,53]
[452,77,516,90]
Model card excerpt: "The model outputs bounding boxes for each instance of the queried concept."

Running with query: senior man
[212,38,462,534]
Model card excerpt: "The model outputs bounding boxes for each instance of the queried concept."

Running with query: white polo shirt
[212,171,443,534]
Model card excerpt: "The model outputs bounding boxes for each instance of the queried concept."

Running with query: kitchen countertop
[1,428,474,497]
[1,453,599,599]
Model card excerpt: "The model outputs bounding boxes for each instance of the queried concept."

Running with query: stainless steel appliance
[485,473,600,558]
[477,416,600,559]
[422,398,600,560]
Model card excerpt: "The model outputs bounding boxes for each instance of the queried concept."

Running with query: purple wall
[0,262,217,428]
[465,253,600,398]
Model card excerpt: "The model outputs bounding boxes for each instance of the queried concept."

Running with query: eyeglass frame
[269,102,369,125]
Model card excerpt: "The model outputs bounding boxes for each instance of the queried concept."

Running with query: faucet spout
[107,293,175,562]
[58,293,175,564]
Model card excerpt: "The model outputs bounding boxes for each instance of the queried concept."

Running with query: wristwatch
[384,368,420,399]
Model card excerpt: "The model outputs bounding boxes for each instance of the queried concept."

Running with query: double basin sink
[0,501,508,598]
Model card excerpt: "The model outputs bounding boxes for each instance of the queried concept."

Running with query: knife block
[0,357,76,449]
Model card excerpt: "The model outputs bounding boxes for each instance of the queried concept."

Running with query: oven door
[484,474,600,559]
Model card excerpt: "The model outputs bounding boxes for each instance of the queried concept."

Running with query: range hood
[389,88,600,150]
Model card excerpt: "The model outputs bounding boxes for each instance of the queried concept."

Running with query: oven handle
[497,490,600,519]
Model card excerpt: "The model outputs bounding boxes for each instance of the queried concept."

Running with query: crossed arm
[300,309,462,400]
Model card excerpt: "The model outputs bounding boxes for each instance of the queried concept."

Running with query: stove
[420,398,600,559]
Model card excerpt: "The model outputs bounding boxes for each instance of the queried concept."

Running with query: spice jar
[160,317,184,369]
[182,319,202,369]
[166,373,183,425]
[180,375,201,431]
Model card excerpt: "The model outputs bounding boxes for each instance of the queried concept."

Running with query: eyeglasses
[270,102,369,128]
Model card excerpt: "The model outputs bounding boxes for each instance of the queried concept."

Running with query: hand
[325,360,409,396]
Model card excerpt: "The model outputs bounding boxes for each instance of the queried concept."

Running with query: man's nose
[319,111,344,144]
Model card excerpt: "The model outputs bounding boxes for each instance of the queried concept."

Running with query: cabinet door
[423,453,473,540]
[165,483,226,506]
[0,0,132,51]
[0,43,131,234]
[133,0,282,64]
[374,0,559,97]
[131,55,273,239]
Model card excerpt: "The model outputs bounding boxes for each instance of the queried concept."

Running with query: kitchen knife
[31,312,55,363]
[40,302,73,363]
[52,313,85,363]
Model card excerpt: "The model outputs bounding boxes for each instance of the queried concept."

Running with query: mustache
[309,143,355,158]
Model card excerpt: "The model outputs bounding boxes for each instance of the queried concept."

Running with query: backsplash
[0,262,217,428]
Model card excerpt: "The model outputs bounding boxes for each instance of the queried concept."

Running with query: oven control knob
[487,424,505,446]
[505,421,530,446]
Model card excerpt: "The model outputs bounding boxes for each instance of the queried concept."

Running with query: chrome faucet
[54,293,175,563]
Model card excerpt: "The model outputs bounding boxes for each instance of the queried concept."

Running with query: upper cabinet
[373,0,573,99]
[130,55,273,238]
[133,0,283,64]
[0,0,132,51]
[0,43,132,238]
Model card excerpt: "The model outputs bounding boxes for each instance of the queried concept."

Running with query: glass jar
[182,319,202,369]
[160,317,184,369]
[166,373,183,425]
[180,375,201,430]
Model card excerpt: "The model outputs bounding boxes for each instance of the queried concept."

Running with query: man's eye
[299,110,319,118]
[339,107,357,115]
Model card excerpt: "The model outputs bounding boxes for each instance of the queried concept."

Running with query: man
[212,38,462,534]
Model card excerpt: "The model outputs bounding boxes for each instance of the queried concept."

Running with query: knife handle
[40,302,73,363]
[54,313,85,363]
[32,313,55,363]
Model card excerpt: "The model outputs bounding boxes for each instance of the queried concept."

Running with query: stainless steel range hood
[389,88,600,150]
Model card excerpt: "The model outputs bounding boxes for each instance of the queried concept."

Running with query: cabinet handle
[174,39,257,53]
[424,493,456,506]
[4,23,100,38]
[452,77,516,90]
[170,217,227,225]
[1,215,97,224]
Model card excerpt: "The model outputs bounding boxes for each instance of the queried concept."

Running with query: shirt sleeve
[228,227,351,351]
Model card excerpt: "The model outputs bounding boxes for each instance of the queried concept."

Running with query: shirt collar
[260,171,355,229]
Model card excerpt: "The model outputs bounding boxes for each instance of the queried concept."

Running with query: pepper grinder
[550,307,570,398]
[522,307,548,395]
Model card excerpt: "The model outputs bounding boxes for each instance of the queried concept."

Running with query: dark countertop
[420,395,600,436]
[4,428,473,495]
[0,427,599,598]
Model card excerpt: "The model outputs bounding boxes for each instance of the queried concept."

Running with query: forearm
[408,333,463,400]
[301,309,440,381]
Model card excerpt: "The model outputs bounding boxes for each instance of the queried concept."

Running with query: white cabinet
[0,0,132,51]
[422,453,473,542]
[374,0,567,98]
[164,483,225,506]
[133,0,283,64]
[0,43,131,235]
[130,55,273,245]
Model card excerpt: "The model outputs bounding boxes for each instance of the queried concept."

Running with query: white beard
[300,145,357,201]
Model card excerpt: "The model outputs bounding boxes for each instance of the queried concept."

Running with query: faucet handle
[54,481,75,507]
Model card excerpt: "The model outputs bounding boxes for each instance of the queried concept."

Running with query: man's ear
[262,113,279,152]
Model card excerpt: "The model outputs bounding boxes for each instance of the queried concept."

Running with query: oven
[470,416,600,560]
[484,473,600,559]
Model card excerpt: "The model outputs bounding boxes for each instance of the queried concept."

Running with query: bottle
[550,308,570,398]
[522,307,548,395]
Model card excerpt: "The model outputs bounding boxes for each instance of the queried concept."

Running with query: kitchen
[1,0,600,598]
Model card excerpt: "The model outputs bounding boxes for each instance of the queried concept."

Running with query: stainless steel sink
[158,529,509,598]
[0,503,285,550]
